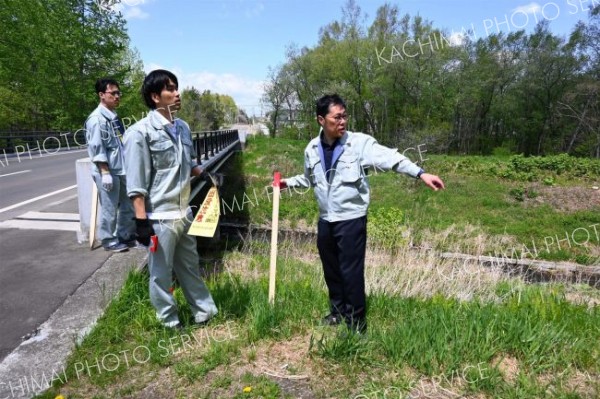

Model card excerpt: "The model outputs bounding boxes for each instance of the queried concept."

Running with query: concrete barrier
[75,158,99,244]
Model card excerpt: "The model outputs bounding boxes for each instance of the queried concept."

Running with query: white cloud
[512,2,542,16]
[216,0,265,20]
[121,6,149,19]
[122,0,146,6]
[145,64,266,116]
[245,2,265,19]
[97,0,150,20]
[448,31,465,46]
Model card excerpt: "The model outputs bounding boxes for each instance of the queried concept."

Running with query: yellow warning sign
[188,186,220,237]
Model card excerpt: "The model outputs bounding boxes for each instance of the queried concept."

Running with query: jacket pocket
[180,135,194,162]
[149,139,176,170]
[337,154,361,184]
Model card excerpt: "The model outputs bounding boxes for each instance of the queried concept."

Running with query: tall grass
[38,231,600,399]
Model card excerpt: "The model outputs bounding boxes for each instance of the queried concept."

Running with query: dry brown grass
[225,225,599,306]
[525,185,600,212]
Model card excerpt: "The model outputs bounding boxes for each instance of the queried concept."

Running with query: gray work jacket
[123,110,197,220]
[85,105,124,175]
[286,130,422,222]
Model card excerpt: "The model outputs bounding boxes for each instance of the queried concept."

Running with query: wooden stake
[89,182,99,250]
[268,171,281,305]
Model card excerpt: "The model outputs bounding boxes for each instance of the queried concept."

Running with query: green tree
[262,65,293,137]
[0,0,139,130]
[262,0,599,158]
[178,87,203,131]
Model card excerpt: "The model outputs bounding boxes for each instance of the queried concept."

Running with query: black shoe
[321,313,343,326]
[103,242,129,252]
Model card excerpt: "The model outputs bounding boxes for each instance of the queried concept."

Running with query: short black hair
[95,78,119,94]
[141,69,179,109]
[316,94,346,118]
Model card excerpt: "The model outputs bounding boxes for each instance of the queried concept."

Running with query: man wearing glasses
[281,94,445,333]
[85,77,136,252]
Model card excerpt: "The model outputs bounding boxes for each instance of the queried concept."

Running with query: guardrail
[0,129,240,156]
[76,129,240,243]
[192,129,239,161]
[0,131,83,154]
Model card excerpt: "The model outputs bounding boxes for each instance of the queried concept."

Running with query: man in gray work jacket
[282,94,445,333]
[123,69,217,329]
[85,77,136,252]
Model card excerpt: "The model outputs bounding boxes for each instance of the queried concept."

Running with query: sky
[108,0,599,116]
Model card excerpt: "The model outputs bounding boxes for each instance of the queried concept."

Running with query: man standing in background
[85,77,136,252]
[282,94,445,334]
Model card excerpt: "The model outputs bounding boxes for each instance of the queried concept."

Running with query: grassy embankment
[222,136,600,265]
[38,135,600,398]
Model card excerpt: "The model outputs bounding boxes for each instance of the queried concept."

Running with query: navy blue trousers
[317,216,367,330]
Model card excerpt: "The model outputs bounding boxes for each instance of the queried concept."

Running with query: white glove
[101,173,113,191]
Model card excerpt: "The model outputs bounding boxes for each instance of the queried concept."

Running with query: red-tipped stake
[149,235,158,253]
[268,171,281,305]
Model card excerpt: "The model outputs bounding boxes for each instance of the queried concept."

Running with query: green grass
[38,253,600,398]
[220,135,600,263]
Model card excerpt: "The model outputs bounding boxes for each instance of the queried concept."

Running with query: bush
[429,154,600,183]
[368,207,409,250]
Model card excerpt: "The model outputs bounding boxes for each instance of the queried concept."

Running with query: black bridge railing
[0,131,85,154]
[192,129,239,161]
[0,129,240,157]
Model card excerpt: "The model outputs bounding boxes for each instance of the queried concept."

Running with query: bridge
[0,128,242,378]
[74,129,241,244]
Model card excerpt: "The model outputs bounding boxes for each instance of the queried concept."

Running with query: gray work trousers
[149,217,218,327]
[92,172,136,247]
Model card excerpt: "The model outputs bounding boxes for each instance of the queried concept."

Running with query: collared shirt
[123,110,197,220]
[320,137,338,181]
[286,130,422,222]
[100,104,117,119]
[318,128,345,182]
[154,111,179,141]
[98,105,126,140]
[85,104,125,175]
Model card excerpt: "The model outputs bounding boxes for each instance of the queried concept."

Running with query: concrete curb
[0,248,148,399]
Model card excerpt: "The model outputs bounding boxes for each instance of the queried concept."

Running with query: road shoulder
[0,249,147,399]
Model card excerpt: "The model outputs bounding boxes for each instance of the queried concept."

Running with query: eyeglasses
[327,114,349,122]
[104,90,122,96]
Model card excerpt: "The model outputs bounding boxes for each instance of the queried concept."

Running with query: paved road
[0,149,113,361]
[0,149,87,221]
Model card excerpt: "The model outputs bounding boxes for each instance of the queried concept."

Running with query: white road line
[0,219,79,231]
[0,185,78,214]
[17,211,80,222]
[43,193,79,209]
[0,170,31,178]
[35,149,89,158]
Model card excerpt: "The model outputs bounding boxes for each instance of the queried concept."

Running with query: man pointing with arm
[281,94,444,334]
